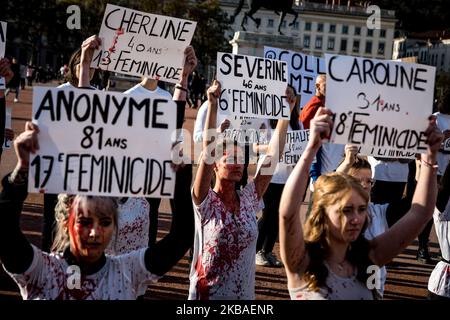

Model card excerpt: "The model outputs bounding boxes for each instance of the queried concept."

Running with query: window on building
[340,39,347,52]
[365,41,373,54]
[317,23,324,32]
[353,40,360,53]
[367,29,374,37]
[378,42,385,55]
[442,54,446,66]
[304,35,310,48]
[342,25,349,34]
[267,19,274,28]
[282,21,287,28]
[355,27,361,35]
[329,24,336,33]
[380,29,386,38]
[328,38,335,50]
[305,22,312,31]
[293,21,299,30]
[315,36,323,49]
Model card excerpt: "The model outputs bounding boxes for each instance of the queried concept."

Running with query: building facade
[221,0,396,59]
[394,35,450,73]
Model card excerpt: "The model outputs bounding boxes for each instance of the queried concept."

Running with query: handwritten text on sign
[280,130,309,165]
[217,52,289,120]
[29,87,176,198]
[358,145,416,159]
[325,54,435,154]
[91,4,196,84]
[264,46,325,109]
[223,116,267,144]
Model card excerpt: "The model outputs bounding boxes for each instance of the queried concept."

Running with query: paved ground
[0,83,440,300]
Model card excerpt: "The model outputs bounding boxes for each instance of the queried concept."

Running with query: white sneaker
[14,98,19,103]
[255,250,271,266]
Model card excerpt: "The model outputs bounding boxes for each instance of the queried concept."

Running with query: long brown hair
[303,172,374,295]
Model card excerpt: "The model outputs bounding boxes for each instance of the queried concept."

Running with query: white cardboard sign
[325,54,436,154]
[217,52,289,120]
[91,4,196,84]
[264,46,325,110]
[29,87,177,198]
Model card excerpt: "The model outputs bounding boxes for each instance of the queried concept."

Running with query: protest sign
[217,52,289,120]
[280,130,309,165]
[91,4,196,84]
[264,46,325,109]
[29,87,177,198]
[325,54,435,154]
[3,107,12,150]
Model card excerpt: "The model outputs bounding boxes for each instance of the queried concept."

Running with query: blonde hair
[51,194,119,253]
[303,172,372,293]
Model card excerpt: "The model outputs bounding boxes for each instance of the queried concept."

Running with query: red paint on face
[68,205,81,258]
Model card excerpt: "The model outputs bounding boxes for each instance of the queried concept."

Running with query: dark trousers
[147,164,193,248]
[371,180,406,205]
[42,193,58,252]
[256,183,284,253]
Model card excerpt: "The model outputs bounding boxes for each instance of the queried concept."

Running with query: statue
[230,0,299,35]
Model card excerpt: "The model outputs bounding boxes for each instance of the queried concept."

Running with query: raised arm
[192,81,221,205]
[336,144,359,174]
[369,118,443,265]
[78,35,101,88]
[173,46,197,102]
[0,122,40,273]
[279,107,333,288]
[253,86,294,199]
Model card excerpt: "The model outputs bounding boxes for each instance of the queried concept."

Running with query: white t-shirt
[4,245,160,300]
[123,83,172,99]
[57,82,96,90]
[289,263,373,300]
[189,182,264,300]
[193,101,229,144]
[106,198,150,255]
[105,197,151,297]
[368,157,409,183]
[320,143,345,175]
[434,112,450,176]
[365,203,389,296]
[428,202,450,297]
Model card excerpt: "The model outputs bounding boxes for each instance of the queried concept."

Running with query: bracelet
[175,84,188,92]
[421,158,439,170]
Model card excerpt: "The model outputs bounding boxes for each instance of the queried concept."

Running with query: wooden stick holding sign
[217,52,290,120]
[91,4,196,84]
[264,46,325,110]
[29,87,177,198]
[325,54,436,154]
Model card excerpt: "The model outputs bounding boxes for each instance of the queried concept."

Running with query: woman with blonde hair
[279,107,443,299]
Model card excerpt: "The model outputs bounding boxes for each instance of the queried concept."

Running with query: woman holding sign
[279,107,443,299]
[0,123,194,299]
[255,93,303,268]
[189,80,295,300]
